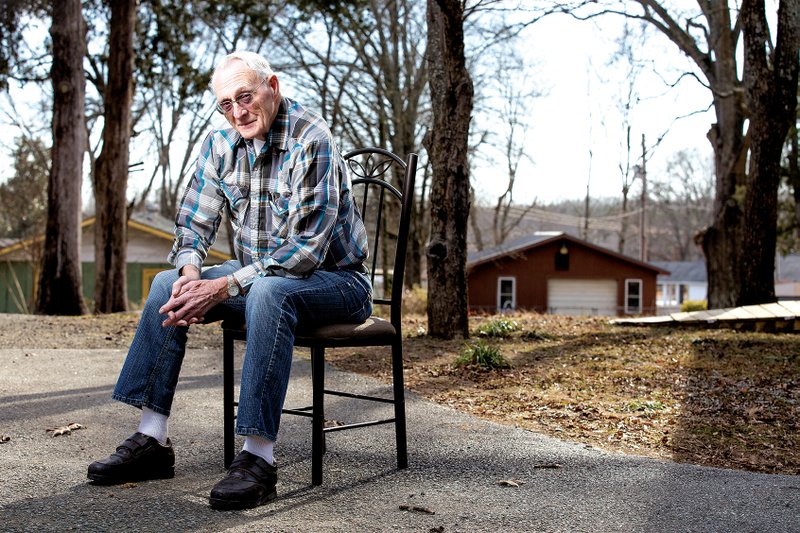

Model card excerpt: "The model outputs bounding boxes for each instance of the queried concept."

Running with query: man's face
[213,60,280,141]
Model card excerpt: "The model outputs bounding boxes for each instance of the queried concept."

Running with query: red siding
[467,239,660,316]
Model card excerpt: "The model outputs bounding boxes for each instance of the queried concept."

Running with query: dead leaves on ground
[326,314,800,475]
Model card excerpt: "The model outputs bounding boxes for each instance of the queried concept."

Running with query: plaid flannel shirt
[168,97,368,291]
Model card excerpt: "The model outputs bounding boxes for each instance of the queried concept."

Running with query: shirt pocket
[222,169,249,210]
[267,170,292,237]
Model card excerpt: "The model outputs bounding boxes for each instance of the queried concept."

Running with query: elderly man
[87,51,371,510]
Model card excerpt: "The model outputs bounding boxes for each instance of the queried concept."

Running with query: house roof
[651,261,706,283]
[651,256,800,284]
[0,210,232,261]
[467,231,669,274]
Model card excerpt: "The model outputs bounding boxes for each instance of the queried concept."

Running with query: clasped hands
[159,266,229,328]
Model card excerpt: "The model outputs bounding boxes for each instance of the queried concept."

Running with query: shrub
[474,317,520,338]
[521,329,556,341]
[681,300,708,312]
[625,400,666,413]
[455,340,510,370]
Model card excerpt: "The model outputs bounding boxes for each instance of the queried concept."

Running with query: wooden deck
[611,301,800,333]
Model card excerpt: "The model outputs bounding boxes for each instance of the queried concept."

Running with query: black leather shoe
[209,451,277,510]
[87,432,175,485]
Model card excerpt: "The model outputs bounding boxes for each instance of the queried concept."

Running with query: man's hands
[159,265,228,327]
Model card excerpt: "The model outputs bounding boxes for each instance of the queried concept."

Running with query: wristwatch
[226,275,242,297]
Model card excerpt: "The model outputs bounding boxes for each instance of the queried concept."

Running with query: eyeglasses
[215,78,267,114]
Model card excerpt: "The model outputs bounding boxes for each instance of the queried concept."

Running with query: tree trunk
[36,0,88,316]
[93,0,136,313]
[702,0,799,308]
[615,0,799,308]
[737,0,800,305]
[424,0,472,339]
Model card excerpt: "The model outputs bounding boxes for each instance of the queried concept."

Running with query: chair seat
[300,316,395,340]
[222,316,397,344]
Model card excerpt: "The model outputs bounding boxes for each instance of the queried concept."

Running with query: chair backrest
[343,148,418,331]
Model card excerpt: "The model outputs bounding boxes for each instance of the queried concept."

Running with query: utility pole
[583,73,592,241]
[639,133,647,262]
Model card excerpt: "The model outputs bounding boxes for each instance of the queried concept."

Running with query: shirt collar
[266,97,290,152]
[229,97,291,154]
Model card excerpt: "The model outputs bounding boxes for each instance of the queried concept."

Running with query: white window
[625,279,643,314]
[497,277,516,312]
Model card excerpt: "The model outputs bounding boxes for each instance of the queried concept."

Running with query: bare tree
[92,0,135,313]
[270,1,430,287]
[488,56,539,247]
[648,149,714,260]
[777,92,799,253]
[609,22,644,255]
[425,0,472,339]
[36,0,88,315]
[567,0,800,308]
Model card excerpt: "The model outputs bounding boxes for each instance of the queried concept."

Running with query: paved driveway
[1,348,798,532]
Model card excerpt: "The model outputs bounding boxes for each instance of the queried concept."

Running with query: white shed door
[547,279,618,316]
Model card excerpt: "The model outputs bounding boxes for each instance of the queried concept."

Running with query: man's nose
[233,103,249,117]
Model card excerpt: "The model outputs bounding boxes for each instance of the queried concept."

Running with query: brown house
[467,232,669,316]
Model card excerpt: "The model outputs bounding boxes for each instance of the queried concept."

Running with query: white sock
[138,407,169,445]
[243,435,275,466]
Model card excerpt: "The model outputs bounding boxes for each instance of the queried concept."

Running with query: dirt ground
[1,311,797,475]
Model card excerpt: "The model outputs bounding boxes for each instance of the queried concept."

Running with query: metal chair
[220,147,418,485]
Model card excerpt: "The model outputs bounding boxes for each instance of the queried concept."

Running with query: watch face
[227,276,238,297]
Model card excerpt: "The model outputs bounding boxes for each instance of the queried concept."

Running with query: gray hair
[210,51,275,89]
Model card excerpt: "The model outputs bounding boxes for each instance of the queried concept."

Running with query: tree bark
[630,0,800,308]
[36,0,88,316]
[424,0,472,339]
[737,0,800,304]
[93,0,136,313]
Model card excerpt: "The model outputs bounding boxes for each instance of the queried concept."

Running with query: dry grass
[1,311,797,474]
[325,313,800,475]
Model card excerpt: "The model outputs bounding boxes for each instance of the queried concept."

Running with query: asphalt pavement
[0,347,798,533]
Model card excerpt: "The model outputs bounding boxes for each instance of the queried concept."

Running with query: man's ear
[269,75,280,94]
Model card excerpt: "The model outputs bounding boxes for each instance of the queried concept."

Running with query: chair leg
[311,346,325,485]
[223,331,235,469]
[392,341,408,469]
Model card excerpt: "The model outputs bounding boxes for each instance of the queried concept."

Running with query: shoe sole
[209,489,277,511]
[87,468,175,485]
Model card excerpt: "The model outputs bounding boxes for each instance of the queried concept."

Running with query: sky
[470,12,716,205]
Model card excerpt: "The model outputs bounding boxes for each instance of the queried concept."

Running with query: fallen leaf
[323,418,344,428]
[399,504,435,515]
[46,422,85,437]
[496,478,527,487]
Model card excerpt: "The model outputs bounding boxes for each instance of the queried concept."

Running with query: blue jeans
[112,260,372,441]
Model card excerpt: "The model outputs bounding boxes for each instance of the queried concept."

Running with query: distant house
[467,232,668,316]
[650,256,800,314]
[776,255,800,300]
[0,211,232,314]
[650,261,707,315]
